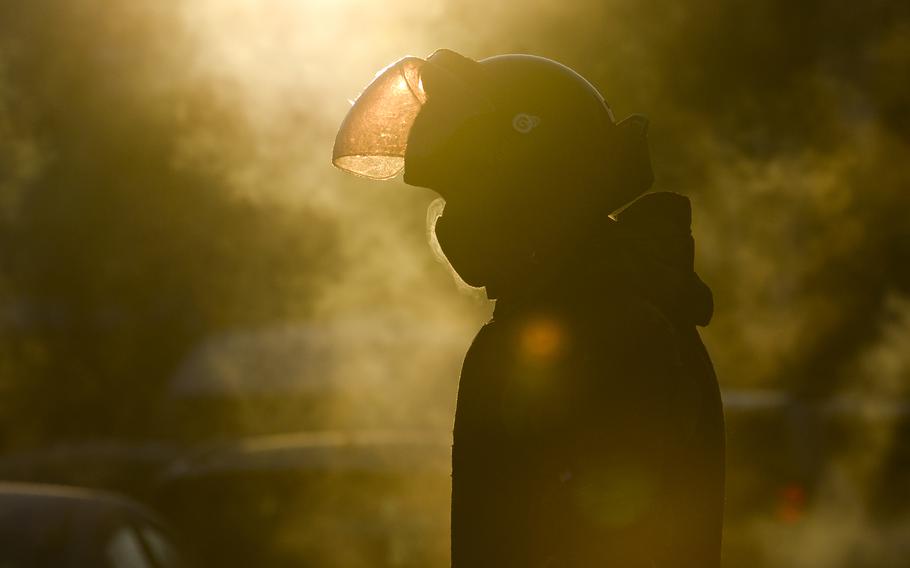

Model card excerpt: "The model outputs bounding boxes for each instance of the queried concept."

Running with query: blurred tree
[0,0,340,447]
[0,0,907,446]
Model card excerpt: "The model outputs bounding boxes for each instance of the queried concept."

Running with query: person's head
[333,49,653,294]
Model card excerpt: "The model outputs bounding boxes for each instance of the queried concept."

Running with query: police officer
[334,49,725,568]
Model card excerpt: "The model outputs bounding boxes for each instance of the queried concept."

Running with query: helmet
[333,49,652,214]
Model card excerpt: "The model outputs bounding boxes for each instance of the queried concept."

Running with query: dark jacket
[451,192,724,568]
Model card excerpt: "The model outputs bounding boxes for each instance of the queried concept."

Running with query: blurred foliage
[0,0,905,441]
[0,1,340,445]
[449,0,910,393]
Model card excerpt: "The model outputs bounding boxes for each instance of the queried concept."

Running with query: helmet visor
[332,57,427,180]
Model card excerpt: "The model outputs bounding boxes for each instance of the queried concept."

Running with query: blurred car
[0,442,181,500]
[0,482,188,568]
[154,430,452,568]
[2,390,905,567]
[722,389,910,567]
[152,393,910,567]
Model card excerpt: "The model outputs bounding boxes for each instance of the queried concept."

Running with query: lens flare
[519,316,566,362]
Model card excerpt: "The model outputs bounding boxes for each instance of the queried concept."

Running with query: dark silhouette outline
[335,49,725,568]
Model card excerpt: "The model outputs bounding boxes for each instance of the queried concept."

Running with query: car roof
[0,481,157,522]
[160,430,452,481]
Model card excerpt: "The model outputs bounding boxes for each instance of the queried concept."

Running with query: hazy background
[0,1,908,566]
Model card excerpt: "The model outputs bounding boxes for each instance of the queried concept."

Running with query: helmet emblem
[512,113,541,134]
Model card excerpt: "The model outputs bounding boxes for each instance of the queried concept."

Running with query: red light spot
[776,483,806,523]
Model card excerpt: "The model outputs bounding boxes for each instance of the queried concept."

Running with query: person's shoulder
[581,294,680,364]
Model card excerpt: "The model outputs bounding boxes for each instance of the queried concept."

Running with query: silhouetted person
[334,49,724,568]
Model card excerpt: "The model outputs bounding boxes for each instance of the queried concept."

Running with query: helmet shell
[478,53,615,139]
[404,51,651,214]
